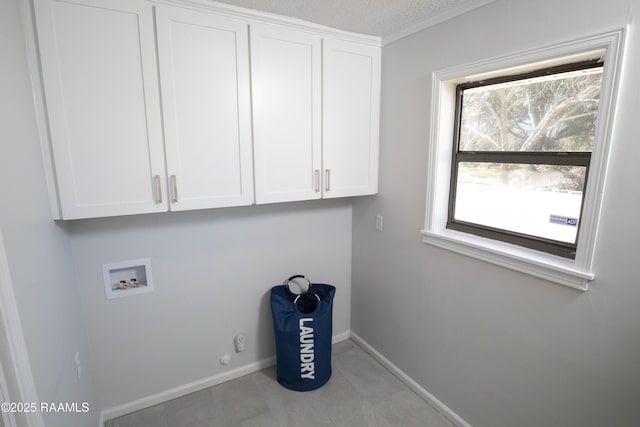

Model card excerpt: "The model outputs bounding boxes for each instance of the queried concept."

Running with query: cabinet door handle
[170,175,178,203]
[325,169,331,192]
[314,169,320,192]
[154,175,163,203]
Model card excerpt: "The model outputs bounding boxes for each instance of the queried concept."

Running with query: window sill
[421,229,593,291]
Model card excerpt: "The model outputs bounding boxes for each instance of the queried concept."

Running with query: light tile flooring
[106,340,455,427]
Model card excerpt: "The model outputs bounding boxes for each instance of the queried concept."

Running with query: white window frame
[422,29,627,291]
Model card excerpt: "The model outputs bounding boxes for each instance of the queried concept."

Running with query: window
[422,29,626,290]
[448,61,603,259]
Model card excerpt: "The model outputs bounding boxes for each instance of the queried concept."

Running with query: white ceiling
[210,0,493,39]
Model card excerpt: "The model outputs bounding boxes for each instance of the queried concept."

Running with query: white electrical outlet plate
[220,354,231,365]
[376,214,383,231]
[235,334,246,352]
[75,352,82,378]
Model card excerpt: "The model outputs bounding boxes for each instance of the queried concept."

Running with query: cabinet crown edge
[151,0,382,47]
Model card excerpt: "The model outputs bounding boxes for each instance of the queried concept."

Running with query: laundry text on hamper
[299,318,315,379]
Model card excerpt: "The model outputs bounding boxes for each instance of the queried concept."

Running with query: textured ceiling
[210,0,485,38]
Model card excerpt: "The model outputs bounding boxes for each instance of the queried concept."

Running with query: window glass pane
[459,68,603,152]
[454,163,586,244]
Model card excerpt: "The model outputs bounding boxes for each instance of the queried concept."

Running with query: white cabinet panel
[323,39,380,198]
[33,1,380,218]
[34,0,166,219]
[250,24,322,204]
[156,6,254,210]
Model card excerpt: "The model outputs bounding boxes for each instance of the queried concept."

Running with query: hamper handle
[294,293,321,304]
[283,275,311,294]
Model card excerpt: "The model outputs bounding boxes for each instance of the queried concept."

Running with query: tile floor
[105,340,455,427]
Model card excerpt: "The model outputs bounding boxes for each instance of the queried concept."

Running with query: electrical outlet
[220,354,231,365]
[375,214,383,232]
[235,334,246,352]
[75,352,82,378]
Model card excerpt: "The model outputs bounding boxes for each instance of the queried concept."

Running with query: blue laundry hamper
[270,275,336,391]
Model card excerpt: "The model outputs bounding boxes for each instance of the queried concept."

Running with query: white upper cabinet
[322,39,381,198]
[155,5,254,211]
[32,0,380,218]
[33,0,166,219]
[250,24,323,204]
[250,25,380,204]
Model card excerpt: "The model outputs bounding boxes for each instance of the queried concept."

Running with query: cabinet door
[33,0,166,219]
[322,39,380,198]
[155,6,254,211]
[250,24,322,204]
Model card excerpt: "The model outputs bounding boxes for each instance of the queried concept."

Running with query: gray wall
[0,0,353,414]
[69,199,352,408]
[352,0,640,426]
[0,0,100,425]
[2,0,354,415]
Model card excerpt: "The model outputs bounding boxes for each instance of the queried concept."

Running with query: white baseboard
[350,332,472,427]
[100,330,352,425]
[100,356,275,423]
[331,329,351,344]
